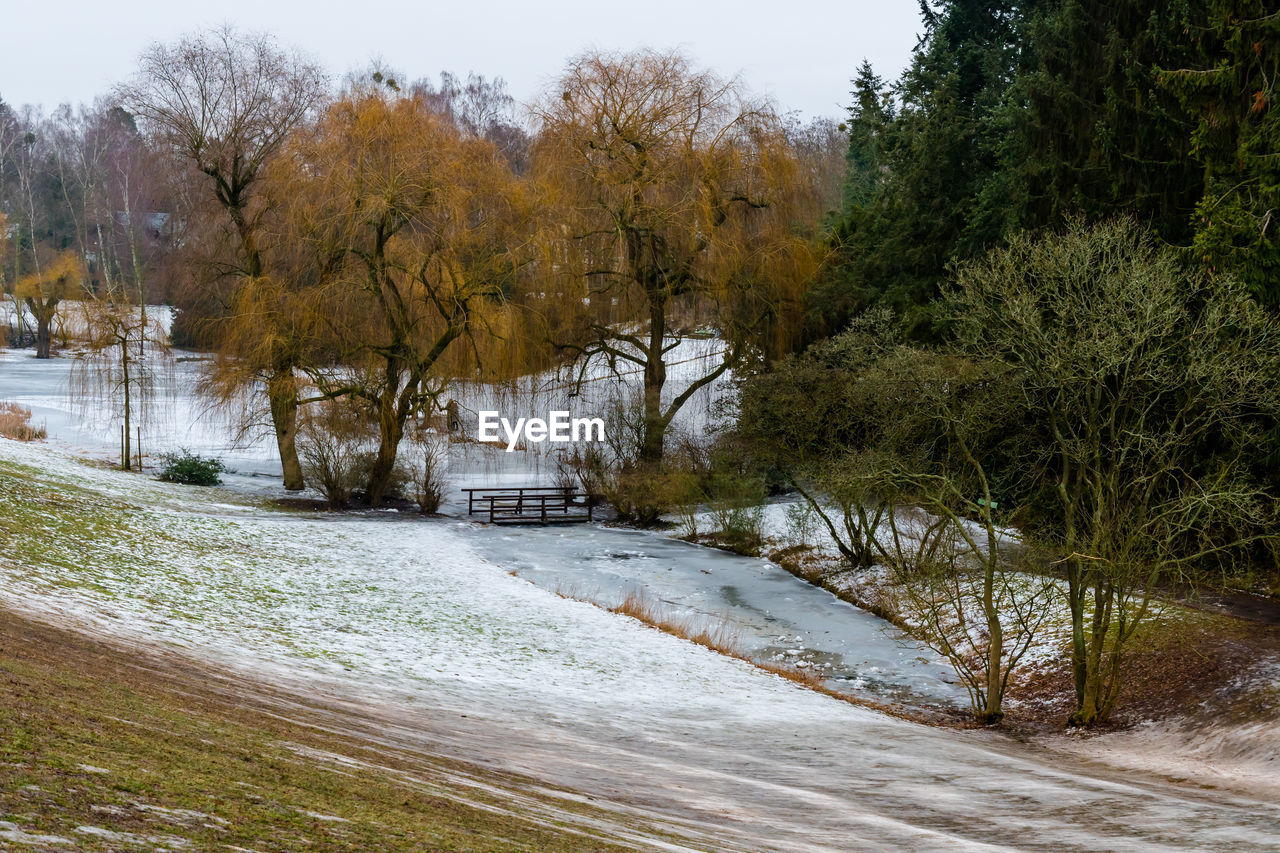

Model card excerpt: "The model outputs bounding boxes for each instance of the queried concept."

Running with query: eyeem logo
[477,411,605,452]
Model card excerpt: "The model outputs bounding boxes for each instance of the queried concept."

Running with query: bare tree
[116,25,327,490]
[412,71,530,171]
[949,219,1280,725]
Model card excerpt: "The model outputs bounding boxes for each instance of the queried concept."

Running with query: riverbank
[677,498,1280,798]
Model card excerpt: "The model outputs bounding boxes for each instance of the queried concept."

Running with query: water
[463,522,966,711]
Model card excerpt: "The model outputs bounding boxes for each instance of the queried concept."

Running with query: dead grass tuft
[610,588,742,656]
[598,587,965,726]
[0,401,46,441]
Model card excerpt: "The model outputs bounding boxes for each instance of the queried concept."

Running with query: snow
[74,824,191,848]
[0,821,74,847]
[3,438,1280,849]
[0,437,851,727]
[3,350,1280,848]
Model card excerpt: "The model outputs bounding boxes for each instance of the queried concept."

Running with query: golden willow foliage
[254,84,543,503]
[15,251,84,359]
[528,49,821,463]
[192,49,825,496]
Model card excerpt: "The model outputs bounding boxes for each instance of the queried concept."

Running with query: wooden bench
[461,486,597,525]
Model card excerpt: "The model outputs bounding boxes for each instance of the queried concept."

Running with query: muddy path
[8,598,1280,853]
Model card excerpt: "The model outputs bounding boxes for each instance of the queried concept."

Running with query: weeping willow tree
[262,82,540,505]
[202,272,328,486]
[71,285,169,471]
[530,49,820,466]
[15,251,83,359]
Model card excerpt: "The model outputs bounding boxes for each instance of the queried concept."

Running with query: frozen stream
[463,523,965,710]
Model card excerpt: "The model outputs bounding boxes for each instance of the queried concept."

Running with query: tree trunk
[34,310,52,359]
[1067,559,1088,716]
[268,368,304,491]
[638,290,668,465]
[981,562,1005,725]
[365,398,405,507]
[1069,580,1113,726]
[121,338,132,471]
[365,367,418,507]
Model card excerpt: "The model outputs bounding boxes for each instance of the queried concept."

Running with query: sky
[2,1,923,120]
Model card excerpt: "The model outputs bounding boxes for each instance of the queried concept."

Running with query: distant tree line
[0,28,833,507]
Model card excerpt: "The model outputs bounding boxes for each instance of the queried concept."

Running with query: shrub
[710,504,766,556]
[299,402,368,509]
[409,432,448,514]
[0,402,46,441]
[553,443,609,504]
[784,500,819,548]
[158,449,224,486]
[606,463,701,527]
[704,468,768,555]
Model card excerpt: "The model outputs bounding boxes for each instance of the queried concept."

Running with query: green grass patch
[0,610,635,852]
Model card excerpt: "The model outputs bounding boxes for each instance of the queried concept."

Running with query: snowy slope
[2,438,1279,851]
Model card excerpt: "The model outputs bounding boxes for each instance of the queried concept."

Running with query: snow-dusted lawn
[0,438,835,728]
[4,350,1280,849]
[4,438,1280,850]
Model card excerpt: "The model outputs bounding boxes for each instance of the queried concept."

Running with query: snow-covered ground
[0,346,967,711]
[3,437,1280,850]
[3,346,1280,848]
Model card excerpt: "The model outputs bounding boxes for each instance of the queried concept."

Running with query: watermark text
[477,411,605,452]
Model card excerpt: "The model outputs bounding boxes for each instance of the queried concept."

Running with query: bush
[553,443,609,504]
[299,402,368,509]
[605,463,701,527]
[710,504,766,556]
[0,402,46,441]
[158,449,224,486]
[409,432,447,514]
[784,500,819,548]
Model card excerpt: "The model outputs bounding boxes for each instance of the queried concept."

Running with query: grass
[0,401,46,441]
[0,609,644,852]
[610,588,748,662]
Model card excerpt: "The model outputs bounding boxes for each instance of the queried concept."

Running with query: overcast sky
[3,1,923,119]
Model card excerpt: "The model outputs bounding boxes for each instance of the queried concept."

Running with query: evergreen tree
[842,61,894,212]
[805,62,894,339]
[1161,1,1280,306]
[988,1,1203,244]
[814,1,1027,340]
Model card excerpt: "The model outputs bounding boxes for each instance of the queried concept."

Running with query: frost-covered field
[3,438,1280,850]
